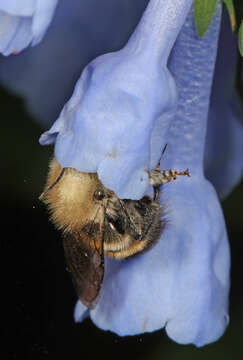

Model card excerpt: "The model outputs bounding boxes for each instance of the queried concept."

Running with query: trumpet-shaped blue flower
[39,0,194,200]
[38,0,230,346]
[0,0,58,55]
[0,0,241,199]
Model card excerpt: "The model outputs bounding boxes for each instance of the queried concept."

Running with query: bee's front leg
[149,167,190,187]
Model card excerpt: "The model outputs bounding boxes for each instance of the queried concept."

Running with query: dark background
[1,3,243,360]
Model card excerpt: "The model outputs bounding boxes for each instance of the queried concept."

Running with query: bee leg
[149,168,190,187]
[153,185,161,201]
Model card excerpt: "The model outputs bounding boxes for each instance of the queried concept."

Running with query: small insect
[40,157,189,308]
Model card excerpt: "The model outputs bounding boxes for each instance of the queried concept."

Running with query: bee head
[41,158,105,232]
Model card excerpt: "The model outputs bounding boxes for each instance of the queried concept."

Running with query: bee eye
[94,189,105,201]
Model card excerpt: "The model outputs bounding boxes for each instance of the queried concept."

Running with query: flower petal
[74,301,89,323]
[31,0,58,46]
[0,0,35,16]
[163,181,229,346]
[0,12,32,55]
[0,0,58,55]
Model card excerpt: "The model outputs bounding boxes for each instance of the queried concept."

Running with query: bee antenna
[152,144,168,200]
[154,143,168,170]
[39,168,66,200]
[162,143,168,156]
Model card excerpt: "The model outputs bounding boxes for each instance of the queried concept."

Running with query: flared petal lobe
[0,0,58,55]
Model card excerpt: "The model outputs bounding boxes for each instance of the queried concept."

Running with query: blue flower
[39,1,230,347]
[39,0,193,200]
[0,0,58,55]
[0,0,242,200]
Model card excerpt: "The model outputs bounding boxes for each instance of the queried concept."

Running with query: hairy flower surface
[0,0,58,55]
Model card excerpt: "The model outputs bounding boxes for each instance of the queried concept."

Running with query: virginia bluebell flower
[0,0,241,199]
[0,0,236,346]
[39,0,193,200]
[0,0,58,55]
[38,0,230,347]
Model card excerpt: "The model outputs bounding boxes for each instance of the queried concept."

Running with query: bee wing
[63,229,104,309]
